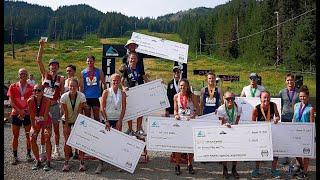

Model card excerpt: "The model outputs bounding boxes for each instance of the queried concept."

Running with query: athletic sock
[13,150,18,158]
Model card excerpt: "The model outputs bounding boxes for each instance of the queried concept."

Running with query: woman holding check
[173,78,200,175]
[251,91,281,179]
[96,73,127,174]
[216,91,242,179]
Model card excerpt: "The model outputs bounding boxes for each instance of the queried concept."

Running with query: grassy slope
[4,32,316,97]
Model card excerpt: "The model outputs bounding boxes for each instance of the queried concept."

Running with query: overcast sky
[22,0,230,18]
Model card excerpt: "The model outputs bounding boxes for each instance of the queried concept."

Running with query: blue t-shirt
[293,103,312,123]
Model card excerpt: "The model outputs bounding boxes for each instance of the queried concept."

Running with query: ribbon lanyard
[208,86,215,98]
[180,94,188,110]
[111,88,120,106]
[225,104,235,123]
[69,92,77,111]
[34,96,43,117]
[298,103,307,121]
[286,89,295,103]
[250,87,257,97]
[260,105,270,121]
[51,75,57,88]
[18,82,27,98]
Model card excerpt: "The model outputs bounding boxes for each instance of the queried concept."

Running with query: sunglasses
[33,89,43,92]
[225,97,235,101]
[19,73,28,76]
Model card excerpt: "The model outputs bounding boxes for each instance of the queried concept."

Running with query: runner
[80,55,106,122]
[216,91,242,179]
[251,91,281,178]
[96,73,127,174]
[278,73,300,165]
[292,86,315,179]
[60,78,87,172]
[240,72,265,97]
[121,52,149,136]
[119,39,145,74]
[165,66,182,117]
[36,38,65,160]
[7,68,34,165]
[173,79,200,175]
[27,84,52,171]
[200,72,222,115]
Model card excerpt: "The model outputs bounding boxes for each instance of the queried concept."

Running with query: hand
[116,120,122,131]
[18,109,25,119]
[190,114,196,119]
[225,123,231,128]
[174,114,180,120]
[105,121,111,131]
[39,38,46,47]
[274,117,280,124]
[164,111,169,117]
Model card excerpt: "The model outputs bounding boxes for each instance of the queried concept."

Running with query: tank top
[293,103,312,123]
[29,96,52,126]
[177,93,195,117]
[255,102,276,121]
[81,68,101,98]
[203,87,220,115]
[63,92,84,123]
[105,88,122,121]
[43,73,61,102]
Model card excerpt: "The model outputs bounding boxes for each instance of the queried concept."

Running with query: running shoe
[43,161,51,171]
[136,128,146,137]
[251,169,260,178]
[125,129,135,136]
[188,164,195,174]
[296,172,308,179]
[62,163,70,172]
[232,167,240,179]
[95,163,103,174]
[11,157,18,165]
[271,169,281,179]
[175,165,181,175]
[79,163,86,172]
[32,161,42,170]
[26,153,33,162]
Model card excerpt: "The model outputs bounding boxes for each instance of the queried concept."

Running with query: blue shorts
[11,115,31,126]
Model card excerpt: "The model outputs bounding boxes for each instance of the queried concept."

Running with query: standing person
[200,72,222,115]
[60,79,87,172]
[27,84,53,171]
[80,55,106,122]
[278,73,300,165]
[121,52,149,136]
[7,68,34,165]
[165,66,182,117]
[173,79,200,175]
[27,74,36,86]
[251,91,281,179]
[216,91,242,179]
[240,73,265,97]
[96,73,127,174]
[292,86,315,179]
[36,38,65,160]
[119,39,144,74]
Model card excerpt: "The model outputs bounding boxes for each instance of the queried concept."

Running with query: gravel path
[3,110,316,179]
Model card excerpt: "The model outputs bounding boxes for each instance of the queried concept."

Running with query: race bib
[86,76,98,86]
[44,87,54,99]
[205,97,216,106]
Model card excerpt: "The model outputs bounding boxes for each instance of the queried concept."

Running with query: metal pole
[274,11,279,67]
[199,38,201,55]
[10,4,15,59]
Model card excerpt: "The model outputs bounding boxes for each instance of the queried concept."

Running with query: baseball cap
[172,66,181,72]
[48,58,59,66]
[249,72,258,80]
[124,39,139,49]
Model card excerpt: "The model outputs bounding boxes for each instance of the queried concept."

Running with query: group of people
[7,38,314,179]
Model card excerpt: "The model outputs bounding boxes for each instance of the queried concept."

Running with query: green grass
[4,32,316,98]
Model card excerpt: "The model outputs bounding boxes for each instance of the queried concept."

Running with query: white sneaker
[40,152,47,162]
[95,163,103,174]
[52,149,63,160]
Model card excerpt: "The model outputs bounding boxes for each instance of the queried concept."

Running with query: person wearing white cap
[240,73,265,97]
[119,39,145,75]
[165,66,182,117]
[36,38,65,161]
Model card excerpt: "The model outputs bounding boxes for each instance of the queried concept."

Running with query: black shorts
[11,115,31,126]
[62,121,75,128]
[109,120,117,128]
[86,98,100,108]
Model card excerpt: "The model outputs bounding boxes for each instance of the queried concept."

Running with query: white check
[235,97,281,123]
[193,123,274,161]
[123,79,170,122]
[196,112,219,121]
[131,32,189,63]
[272,122,315,158]
[147,116,220,153]
[67,114,145,173]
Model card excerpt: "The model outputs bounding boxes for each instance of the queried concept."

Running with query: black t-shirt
[123,66,145,88]
[255,102,276,121]
[122,52,145,75]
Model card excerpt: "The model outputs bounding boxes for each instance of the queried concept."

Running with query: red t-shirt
[7,82,34,115]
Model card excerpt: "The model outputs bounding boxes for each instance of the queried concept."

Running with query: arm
[61,103,68,122]
[252,108,258,122]
[59,76,65,96]
[36,39,46,79]
[43,98,51,122]
[121,77,128,91]
[116,91,127,131]
[310,107,315,123]
[273,103,280,124]
[79,74,84,92]
[173,94,180,120]
[218,87,223,105]
[100,90,108,121]
[100,70,107,90]
[199,88,205,115]
[143,74,149,83]
[240,87,245,97]
[27,98,35,126]
[191,94,200,119]
[165,83,171,117]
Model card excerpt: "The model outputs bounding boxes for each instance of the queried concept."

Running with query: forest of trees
[4,0,315,70]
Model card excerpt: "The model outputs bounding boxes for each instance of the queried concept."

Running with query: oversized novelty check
[147,116,220,153]
[67,114,145,173]
[193,123,273,161]
[197,112,220,121]
[272,122,315,158]
[131,32,189,63]
[235,97,281,123]
[123,79,170,122]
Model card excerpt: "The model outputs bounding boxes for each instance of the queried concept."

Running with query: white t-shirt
[241,85,265,97]
[60,91,86,123]
[27,79,36,86]
[216,104,242,125]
